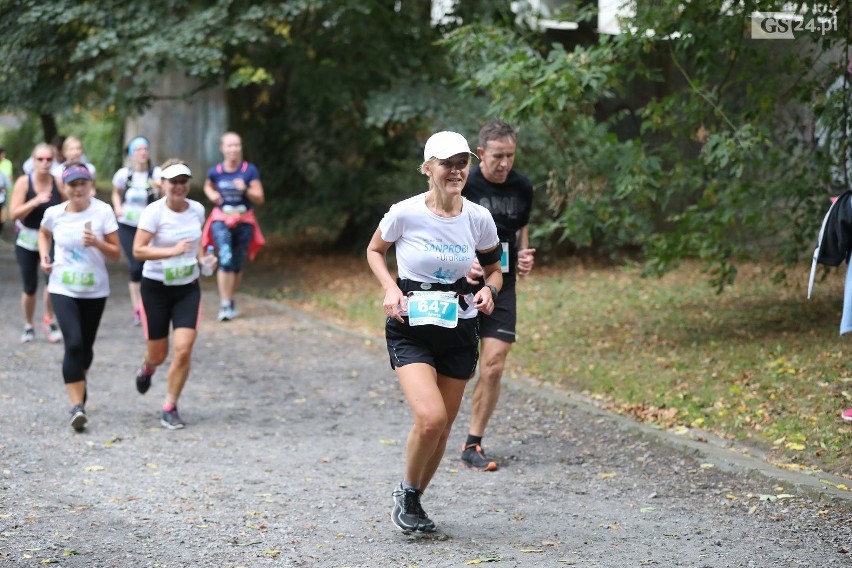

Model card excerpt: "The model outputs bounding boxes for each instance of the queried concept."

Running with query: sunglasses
[168,177,190,185]
[438,157,470,170]
[34,156,53,162]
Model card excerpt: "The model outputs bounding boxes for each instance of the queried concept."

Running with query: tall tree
[0,0,486,245]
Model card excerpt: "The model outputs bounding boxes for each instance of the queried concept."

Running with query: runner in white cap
[132,159,216,430]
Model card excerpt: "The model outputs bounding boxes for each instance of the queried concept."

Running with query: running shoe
[42,317,62,344]
[20,325,35,343]
[391,484,435,532]
[161,407,185,430]
[217,306,231,322]
[136,364,153,394]
[460,443,498,472]
[842,408,852,422]
[133,308,142,326]
[228,305,238,320]
[412,492,436,532]
[70,404,87,432]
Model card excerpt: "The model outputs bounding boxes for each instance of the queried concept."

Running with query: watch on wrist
[485,284,499,300]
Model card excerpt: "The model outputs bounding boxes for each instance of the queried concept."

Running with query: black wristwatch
[485,284,499,300]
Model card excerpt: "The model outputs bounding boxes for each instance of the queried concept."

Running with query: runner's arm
[517,225,535,276]
[132,229,191,261]
[246,178,265,206]
[9,176,47,221]
[38,227,53,274]
[367,228,405,322]
[203,178,222,205]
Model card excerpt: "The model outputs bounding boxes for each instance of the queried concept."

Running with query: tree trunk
[39,114,57,144]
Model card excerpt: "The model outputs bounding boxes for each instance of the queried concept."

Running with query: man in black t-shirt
[460,120,535,471]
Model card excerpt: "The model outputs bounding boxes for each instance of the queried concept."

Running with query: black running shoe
[460,443,498,471]
[161,407,185,430]
[391,484,435,532]
[70,405,87,432]
[412,493,436,532]
[136,364,152,394]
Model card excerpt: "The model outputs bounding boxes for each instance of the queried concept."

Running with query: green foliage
[215,0,488,248]
[443,0,851,288]
[0,0,491,247]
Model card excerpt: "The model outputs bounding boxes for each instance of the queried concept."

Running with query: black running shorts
[385,316,480,380]
[140,277,201,340]
[478,285,517,343]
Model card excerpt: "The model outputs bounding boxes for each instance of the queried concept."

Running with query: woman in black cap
[132,159,216,430]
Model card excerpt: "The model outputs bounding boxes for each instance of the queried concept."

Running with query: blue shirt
[206,161,260,210]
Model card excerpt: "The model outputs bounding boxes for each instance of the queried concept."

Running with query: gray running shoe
[412,492,435,532]
[70,405,87,432]
[161,407,185,430]
[391,484,435,532]
[460,443,498,471]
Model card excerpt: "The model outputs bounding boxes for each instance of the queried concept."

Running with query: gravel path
[0,237,849,567]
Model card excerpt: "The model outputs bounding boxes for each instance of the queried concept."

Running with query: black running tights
[50,294,107,384]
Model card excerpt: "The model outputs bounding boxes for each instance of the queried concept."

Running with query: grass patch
[252,252,852,477]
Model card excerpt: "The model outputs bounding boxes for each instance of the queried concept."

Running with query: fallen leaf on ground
[464,557,501,564]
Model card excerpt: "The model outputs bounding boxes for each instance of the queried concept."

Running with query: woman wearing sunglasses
[132,159,216,430]
[367,131,502,533]
[9,143,65,344]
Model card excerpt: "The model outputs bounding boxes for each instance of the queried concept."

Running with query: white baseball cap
[423,131,475,161]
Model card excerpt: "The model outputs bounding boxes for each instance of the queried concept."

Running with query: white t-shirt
[378,192,499,319]
[41,199,119,299]
[137,198,205,284]
[112,166,163,226]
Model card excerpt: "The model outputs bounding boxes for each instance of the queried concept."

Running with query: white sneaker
[217,306,231,322]
[43,319,62,343]
[20,326,35,343]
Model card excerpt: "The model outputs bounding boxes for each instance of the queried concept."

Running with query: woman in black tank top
[9,143,65,344]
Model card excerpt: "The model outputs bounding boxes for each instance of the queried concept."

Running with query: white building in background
[431,0,635,33]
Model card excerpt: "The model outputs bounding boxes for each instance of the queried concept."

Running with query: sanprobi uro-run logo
[751,6,838,40]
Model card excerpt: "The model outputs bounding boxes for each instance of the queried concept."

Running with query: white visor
[161,163,192,179]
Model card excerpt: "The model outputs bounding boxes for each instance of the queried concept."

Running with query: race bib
[16,226,39,251]
[123,204,145,224]
[60,268,96,292]
[500,242,510,273]
[407,291,459,328]
[162,255,197,286]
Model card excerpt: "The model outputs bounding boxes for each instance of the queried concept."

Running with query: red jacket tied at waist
[201,207,265,261]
